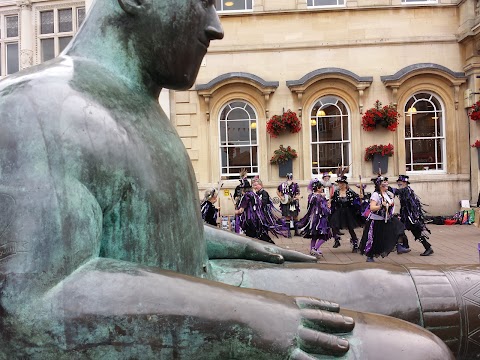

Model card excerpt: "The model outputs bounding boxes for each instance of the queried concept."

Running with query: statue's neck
[64,2,161,98]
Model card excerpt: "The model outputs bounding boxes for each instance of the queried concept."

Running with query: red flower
[270,145,298,165]
[266,110,301,137]
[364,143,394,161]
[471,140,480,148]
[362,100,399,131]
[469,101,480,121]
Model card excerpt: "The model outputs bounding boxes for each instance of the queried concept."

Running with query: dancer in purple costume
[296,179,332,257]
[235,179,286,243]
[200,188,219,227]
[252,177,289,237]
[329,176,363,252]
[395,175,433,256]
[277,173,301,237]
[359,176,399,262]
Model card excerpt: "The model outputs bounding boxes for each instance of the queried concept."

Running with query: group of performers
[200,170,433,261]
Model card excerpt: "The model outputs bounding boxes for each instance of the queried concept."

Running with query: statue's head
[115,0,224,90]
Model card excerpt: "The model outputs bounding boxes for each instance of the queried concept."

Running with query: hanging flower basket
[364,143,394,161]
[270,145,298,165]
[472,140,480,167]
[469,101,480,121]
[362,100,400,131]
[365,143,394,174]
[266,110,301,137]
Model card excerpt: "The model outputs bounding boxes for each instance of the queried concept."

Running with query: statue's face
[147,0,224,90]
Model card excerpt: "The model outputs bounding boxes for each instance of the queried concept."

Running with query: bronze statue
[0,0,459,358]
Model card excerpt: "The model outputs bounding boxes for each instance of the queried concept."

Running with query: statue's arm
[204,224,316,263]
[32,257,353,359]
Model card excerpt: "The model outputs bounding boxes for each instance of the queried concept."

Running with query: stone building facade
[2,0,480,216]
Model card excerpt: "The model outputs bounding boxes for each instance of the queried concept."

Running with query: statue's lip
[198,38,210,49]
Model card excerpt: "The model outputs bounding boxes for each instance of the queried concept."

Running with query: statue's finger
[246,247,285,264]
[289,348,319,360]
[300,309,355,333]
[280,249,317,263]
[298,326,350,355]
[295,297,340,313]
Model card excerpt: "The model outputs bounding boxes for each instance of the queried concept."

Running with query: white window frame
[307,0,346,8]
[404,92,446,174]
[215,0,253,13]
[36,3,85,63]
[401,0,438,4]
[309,96,351,177]
[0,12,20,77]
[218,100,259,178]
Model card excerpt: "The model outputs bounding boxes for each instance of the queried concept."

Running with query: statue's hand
[290,297,353,358]
[244,239,317,264]
[205,224,317,263]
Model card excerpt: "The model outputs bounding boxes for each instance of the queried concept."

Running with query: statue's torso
[0,58,207,297]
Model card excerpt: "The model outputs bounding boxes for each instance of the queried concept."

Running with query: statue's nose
[206,8,224,40]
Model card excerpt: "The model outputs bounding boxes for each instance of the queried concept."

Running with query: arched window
[309,96,350,175]
[404,93,445,172]
[219,101,258,178]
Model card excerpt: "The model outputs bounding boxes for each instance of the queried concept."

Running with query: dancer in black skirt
[329,175,363,252]
[359,176,399,262]
[200,188,219,227]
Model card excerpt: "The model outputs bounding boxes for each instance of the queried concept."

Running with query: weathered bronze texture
[210,259,480,360]
[0,0,459,358]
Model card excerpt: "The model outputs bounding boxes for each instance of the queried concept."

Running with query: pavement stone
[274,224,480,265]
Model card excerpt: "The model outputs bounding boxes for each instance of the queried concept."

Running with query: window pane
[412,112,435,138]
[227,120,250,145]
[219,101,258,176]
[41,11,54,34]
[59,36,72,53]
[41,38,55,62]
[77,7,86,28]
[310,96,350,175]
[342,115,349,140]
[314,0,341,5]
[6,16,18,38]
[225,147,253,169]
[6,43,19,74]
[220,121,227,144]
[58,8,73,32]
[217,0,251,11]
[0,48,2,76]
[315,143,344,169]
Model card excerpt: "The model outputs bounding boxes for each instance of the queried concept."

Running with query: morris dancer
[233,168,248,207]
[277,173,301,237]
[200,188,219,227]
[320,172,335,200]
[359,176,399,262]
[395,175,433,256]
[296,178,332,258]
[252,177,288,236]
[235,179,285,244]
[330,175,362,252]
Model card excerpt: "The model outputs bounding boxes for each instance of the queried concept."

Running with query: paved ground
[275,224,480,265]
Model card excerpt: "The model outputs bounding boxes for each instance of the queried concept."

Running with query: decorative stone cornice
[286,68,373,115]
[196,72,279,120]
[16,0,31,9]
[381,63,467,109]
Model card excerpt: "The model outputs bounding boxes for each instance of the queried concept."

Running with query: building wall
[185,1,479,216]
[2,0,480,216]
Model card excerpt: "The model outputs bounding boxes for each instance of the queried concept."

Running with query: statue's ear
[118,0,151,15]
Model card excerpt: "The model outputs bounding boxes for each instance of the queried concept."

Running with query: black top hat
[372,175,388,186]
[396,175,410,184]
[239,178,251,189]
[336,175,348,184]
